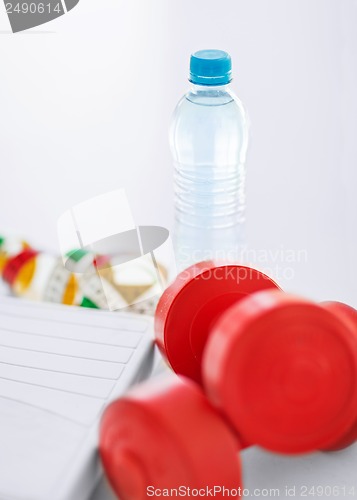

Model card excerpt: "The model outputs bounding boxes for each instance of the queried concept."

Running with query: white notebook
[0,296,155,500]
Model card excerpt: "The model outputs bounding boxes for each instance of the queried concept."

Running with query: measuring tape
[0,236,167,316]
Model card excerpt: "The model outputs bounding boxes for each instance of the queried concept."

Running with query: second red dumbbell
[100,376,243,500]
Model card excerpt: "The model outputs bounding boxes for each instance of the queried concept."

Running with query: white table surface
[91,478,116,500]
[90,444,357,500]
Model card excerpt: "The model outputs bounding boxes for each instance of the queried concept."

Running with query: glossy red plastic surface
[155,261,280,384]
[321,301,357,451]
[203,290,357,454]
[100,377,242,500]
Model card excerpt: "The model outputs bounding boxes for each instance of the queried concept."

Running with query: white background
[0,1,357,499]
[0,0,357,304]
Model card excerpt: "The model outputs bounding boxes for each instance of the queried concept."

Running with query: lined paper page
[0,297,151,426]
[0,398,87,500]
[0,300,148,331]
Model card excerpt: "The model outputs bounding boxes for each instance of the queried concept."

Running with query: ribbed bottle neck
[189,82,231,93]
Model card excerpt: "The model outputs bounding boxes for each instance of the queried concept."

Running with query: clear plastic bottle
[170,49,249,269]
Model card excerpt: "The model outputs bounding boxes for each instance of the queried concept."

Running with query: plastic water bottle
[170,49,249,269]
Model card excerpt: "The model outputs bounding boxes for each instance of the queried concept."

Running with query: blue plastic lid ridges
[189,49,232,86]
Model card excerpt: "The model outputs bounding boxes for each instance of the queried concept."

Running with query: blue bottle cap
[189,49,232,86]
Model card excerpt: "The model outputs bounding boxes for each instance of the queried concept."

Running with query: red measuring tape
[2,248,38,286]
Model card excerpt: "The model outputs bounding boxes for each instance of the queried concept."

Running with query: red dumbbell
[100,376,243,500]
[155,263,357,454]
[155,261,280,384]
[319,301,357,451]
[203,289,357,454]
